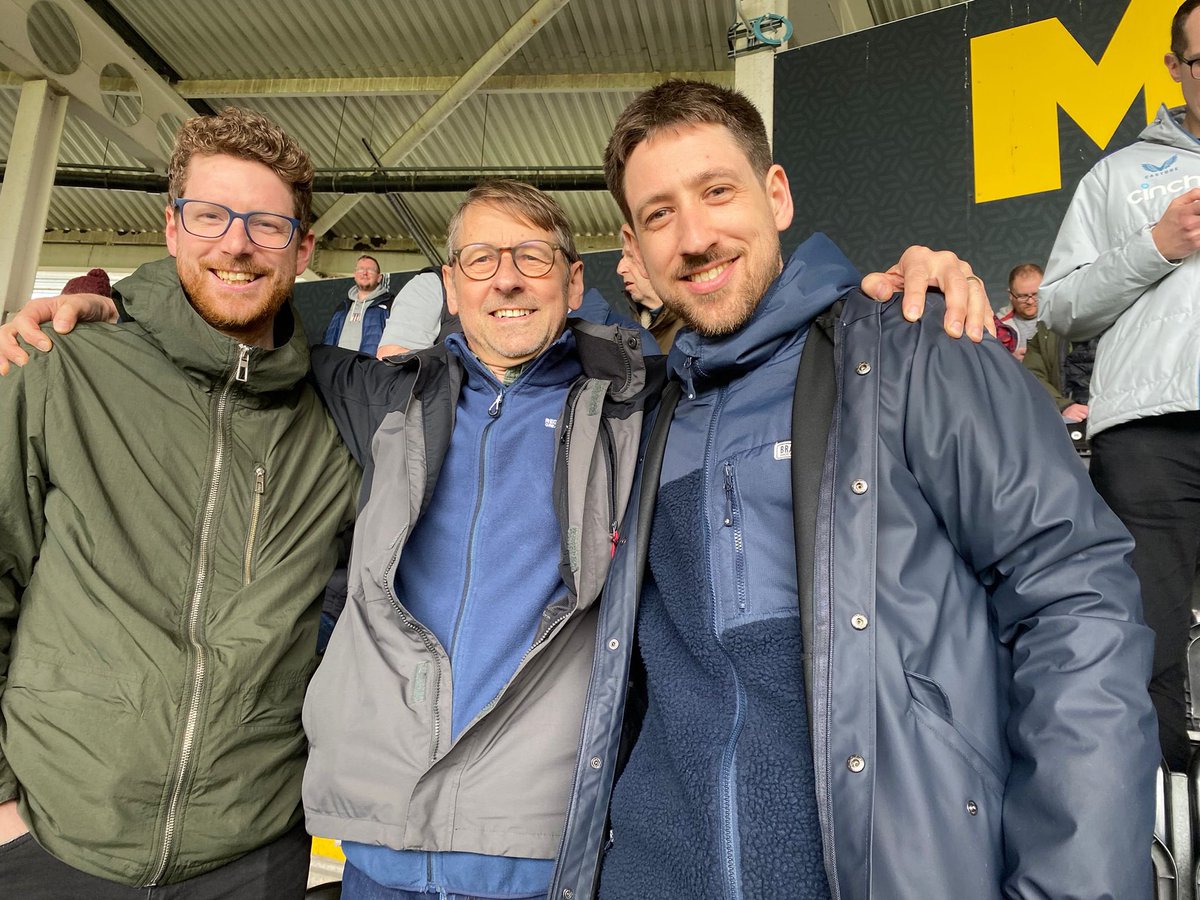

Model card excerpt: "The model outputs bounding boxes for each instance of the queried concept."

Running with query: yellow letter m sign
[972,0,1181,203]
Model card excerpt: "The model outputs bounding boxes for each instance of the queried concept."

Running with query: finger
[963,274,989,343]
[900,266,935,323]
[16,318,52,351]
[0,328,31,372]
[937,268,969,338]
[861,271,902,301]
[52,304,79,334]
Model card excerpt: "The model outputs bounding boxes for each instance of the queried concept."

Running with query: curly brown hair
[167,106,314,233]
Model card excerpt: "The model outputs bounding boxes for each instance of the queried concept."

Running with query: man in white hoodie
[1039,0,1200,771]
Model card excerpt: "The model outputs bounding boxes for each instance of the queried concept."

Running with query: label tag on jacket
[774,441,792,460]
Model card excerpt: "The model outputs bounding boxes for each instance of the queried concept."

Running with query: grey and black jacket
[301,319,662,867]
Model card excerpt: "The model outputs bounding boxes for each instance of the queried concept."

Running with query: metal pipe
[310,0,572,237]
[0,167,607,194]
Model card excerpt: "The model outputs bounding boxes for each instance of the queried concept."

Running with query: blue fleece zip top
[344,329,581,899]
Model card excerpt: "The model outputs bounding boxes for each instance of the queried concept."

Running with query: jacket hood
[667,232,860,393]
[114,256,312,397]
[1141,104,1200,152]
[344,282,392,307]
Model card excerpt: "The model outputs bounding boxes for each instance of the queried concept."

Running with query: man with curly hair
[0,107,358,898]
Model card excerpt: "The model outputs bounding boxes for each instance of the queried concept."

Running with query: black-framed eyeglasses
[451,240,563,281]
[1009,290,1039,303]
[173,198,301,250]
[1178,53,1200,78]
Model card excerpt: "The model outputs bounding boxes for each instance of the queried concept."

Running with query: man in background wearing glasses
[0,107,357,898]
[1040,0,1200,771]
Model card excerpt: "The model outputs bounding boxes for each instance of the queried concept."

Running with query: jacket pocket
[904,670,1006,798]
[239,661,316,731]
[5,656,145,721]
[242,463,267,585]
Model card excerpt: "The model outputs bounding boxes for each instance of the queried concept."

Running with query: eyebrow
[634,167,743,218]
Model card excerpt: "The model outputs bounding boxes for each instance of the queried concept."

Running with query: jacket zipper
[242,465,266,585]
[148,343,251,885]
[600,419,619,556]
[448,394,502,662]
[385,534,444,761]
[703,389,746,900]
[722,462,748,613]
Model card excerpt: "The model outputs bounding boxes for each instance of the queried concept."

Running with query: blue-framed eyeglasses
[173,198,301,250]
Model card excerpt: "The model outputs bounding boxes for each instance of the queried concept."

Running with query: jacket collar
[114,256,312,397]
[667,232,860,395]
[1143,104,1200,151]
[439,317,657,404]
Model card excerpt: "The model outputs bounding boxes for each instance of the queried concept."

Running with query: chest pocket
[712,440,796,631]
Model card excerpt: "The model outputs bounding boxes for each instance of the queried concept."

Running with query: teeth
[214,270,257,284]
[493,308,532,318]
[688,262,730,284]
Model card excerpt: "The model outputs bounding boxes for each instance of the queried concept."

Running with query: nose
[676,204,719,257]
[216,216,256,256]
[490,248,525,293]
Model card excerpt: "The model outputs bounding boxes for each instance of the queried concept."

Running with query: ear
[764,164,794,233]
[165,204,179,256]
[621,225,649,280]
[294,230,316,275]
[442,264,458,315]
[566,260,585,311]
[1168,52,1185,83]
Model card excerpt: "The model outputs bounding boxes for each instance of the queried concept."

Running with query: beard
[177,252,293,341]
[658,245,782,339]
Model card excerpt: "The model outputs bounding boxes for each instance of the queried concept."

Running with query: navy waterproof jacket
[552,234,1158,900]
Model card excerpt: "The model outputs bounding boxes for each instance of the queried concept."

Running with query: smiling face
[620,123,793,338]
[443,201,583,378]
[165,153,314,348]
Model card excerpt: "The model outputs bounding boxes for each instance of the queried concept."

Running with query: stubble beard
[660,247,783,339]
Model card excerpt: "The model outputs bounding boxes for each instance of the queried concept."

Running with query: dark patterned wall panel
[775,0,1158,304]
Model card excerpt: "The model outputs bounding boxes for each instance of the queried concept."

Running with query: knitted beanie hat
[63,268,112,297]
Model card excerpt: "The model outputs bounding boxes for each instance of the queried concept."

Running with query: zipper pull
[254,465,265,494]
[610,522,620,558]
[235,344,251,383]
[682,356,698,400]
[488,388,504,418]
[723,462,734,527]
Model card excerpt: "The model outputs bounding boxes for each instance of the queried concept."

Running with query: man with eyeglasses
[1040,0,1200,771]
[1,153,996,900]
[297,178,663,900]
[0,107,358,898]
[323,254,395,357]
[994,262,1040,360]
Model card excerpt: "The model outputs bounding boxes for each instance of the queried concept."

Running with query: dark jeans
[1091,411,1200,771]
[0,820,310,899]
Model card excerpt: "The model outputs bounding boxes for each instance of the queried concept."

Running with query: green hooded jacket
[0,257,358,885]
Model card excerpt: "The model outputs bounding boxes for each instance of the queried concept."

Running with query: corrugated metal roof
[0,0,955,272]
